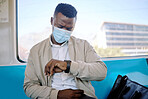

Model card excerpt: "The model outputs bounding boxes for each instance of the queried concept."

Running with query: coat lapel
[68,37,75,61]
[43,38,52,67]
[42,37,52,86]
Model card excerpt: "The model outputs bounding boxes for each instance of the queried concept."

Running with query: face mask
[52,26,72,43]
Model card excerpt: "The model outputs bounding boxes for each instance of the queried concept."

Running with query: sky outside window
[17,0,148,61]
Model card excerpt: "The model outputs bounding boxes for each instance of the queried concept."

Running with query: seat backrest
[0,65,29,99]
[0,58,147,99]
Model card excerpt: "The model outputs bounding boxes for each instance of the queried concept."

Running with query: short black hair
[54,3,77,18]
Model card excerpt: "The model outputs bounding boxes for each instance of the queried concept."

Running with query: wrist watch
[64,60,71,73]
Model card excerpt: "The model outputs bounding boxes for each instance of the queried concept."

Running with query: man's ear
[51,17,53,25]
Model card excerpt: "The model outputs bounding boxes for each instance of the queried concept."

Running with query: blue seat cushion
[0,58,147,99]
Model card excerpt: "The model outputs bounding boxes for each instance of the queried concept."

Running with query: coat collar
[44,35,75,63]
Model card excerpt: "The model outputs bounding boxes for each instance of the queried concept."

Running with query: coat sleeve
[23,50,59,99]
[70,41,107,81]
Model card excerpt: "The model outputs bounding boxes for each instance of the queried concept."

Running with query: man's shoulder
[71,36,89,45]
[71,36,87,42]
[30,38,49,52]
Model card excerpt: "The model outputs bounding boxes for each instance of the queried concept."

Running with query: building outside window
[96,22,148,57]
[17,0,148,61]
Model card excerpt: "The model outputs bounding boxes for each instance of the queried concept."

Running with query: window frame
[16,0,148,63]
[16,0,26,63]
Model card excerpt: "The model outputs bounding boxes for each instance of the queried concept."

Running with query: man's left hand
[44,59,67,76]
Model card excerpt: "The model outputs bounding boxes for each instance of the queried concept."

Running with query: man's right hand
[44,59,67,76]
[57,89,84,99]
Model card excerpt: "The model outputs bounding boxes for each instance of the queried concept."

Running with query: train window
[17,0,148,61]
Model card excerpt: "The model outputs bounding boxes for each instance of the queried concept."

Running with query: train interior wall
[0,1,148,99]
[0,0,19,65]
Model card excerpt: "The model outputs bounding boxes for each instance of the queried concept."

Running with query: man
[23,3,107,99]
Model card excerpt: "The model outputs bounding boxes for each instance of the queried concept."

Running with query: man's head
[51,3,77,44]
[54,3,77,19]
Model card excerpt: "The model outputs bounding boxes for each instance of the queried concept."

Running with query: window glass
[17,0,148,61]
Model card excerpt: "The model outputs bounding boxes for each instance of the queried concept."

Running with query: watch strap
[64,60,71,73]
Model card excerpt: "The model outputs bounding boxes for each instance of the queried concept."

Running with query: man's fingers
[45,60,53,69]
[55,62,67,70]
[45,63,51,76]
[73,94,82,98]
[73,90,84,94]
[72,90,84,98]
[47,66,51,76]
[54,67,63,73]
[49,64,55,76]
[44,66,47,75]
[44,66,50,75]
[44,59,53,75]
[55,63,60,67]
[44,59,67,76]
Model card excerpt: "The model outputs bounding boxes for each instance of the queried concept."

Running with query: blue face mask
[52,26,72,43]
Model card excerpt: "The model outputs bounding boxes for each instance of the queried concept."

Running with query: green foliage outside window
[93,45,128,57]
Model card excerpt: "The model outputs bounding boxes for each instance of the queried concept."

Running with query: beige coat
[23,36,107,99]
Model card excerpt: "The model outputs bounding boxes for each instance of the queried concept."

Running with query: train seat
[0,58,147,99]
